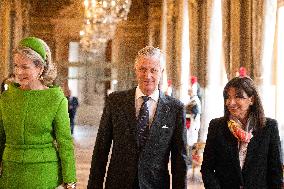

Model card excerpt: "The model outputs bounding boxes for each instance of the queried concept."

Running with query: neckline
[11,83,58,92]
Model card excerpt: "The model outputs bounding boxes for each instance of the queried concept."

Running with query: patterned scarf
[227,118,253,143]
[228,117,254,169]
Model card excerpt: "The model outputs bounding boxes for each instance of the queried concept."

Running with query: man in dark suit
[87,46,188,189]
[65,88,79,135]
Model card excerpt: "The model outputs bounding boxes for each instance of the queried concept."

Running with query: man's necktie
[137,96,150,151]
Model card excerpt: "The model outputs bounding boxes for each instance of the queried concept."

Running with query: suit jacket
[67,96,79,118]
[88,88,187,189]
[201,117,283,189]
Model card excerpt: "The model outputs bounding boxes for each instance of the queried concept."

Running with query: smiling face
[13,53,43,89]
[225,87,254,121]
[135,56,163,96]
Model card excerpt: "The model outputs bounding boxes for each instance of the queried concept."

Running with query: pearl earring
[38,74,43,81]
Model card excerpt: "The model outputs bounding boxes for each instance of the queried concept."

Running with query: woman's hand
[64,182,76,189]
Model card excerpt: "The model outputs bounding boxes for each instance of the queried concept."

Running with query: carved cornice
[148,0,162,5]
[57,0,83,18]
[116,22,148,38]
[127,0,149,21]
[28,0,73,18]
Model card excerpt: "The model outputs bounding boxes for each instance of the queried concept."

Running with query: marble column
[259,0,278,118]
[229,0,241,78]
[222,0,231,80]
[0,0,12,83]
[222,0,244,79]
[148,0,162,47]
[189,0,199,80]
[163,0,178,94]
[222,0,266,80]
[193,0,215,142]
[196,0,212,87]
[161,0,190,99]
[251,0,264,82]
[0,0,30,83]
[175,0,190,101]
[160,0,169,91]
[221,0,277,118]
[276,1,284,141]
[239,0,253,75]
[112,0,149,91]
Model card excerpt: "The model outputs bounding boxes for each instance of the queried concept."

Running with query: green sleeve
[54,97,77,183]
[0,99,5,163]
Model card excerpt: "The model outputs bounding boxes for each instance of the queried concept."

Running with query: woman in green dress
[0,37,77,189]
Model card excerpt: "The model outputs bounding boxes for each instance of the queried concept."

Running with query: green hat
[19,37,46,61]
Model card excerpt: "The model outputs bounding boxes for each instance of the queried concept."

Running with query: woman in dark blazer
[201,76,283,189]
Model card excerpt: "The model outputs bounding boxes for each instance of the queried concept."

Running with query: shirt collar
[135,86,159,102]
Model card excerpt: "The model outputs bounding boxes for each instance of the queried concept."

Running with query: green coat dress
[0,83,76,189]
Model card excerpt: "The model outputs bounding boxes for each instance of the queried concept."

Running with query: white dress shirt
[135,86,159,126]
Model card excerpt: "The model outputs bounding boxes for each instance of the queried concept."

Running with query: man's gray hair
[134,46,166,70]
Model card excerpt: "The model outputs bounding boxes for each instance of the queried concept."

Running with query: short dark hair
[223,76,265,129]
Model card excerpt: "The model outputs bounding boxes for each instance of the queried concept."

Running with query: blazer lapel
[242,129,263,171]
[223,124,243,181]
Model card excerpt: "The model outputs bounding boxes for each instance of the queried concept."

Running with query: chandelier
[80,0,132,53]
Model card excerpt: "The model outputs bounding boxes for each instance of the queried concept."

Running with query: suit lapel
[132,91,170,152]
[121,88,138,146]
[148,92,170,139]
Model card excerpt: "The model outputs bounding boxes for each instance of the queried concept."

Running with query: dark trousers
[70,117,75,134]
[132,174,140,189]
[69,113,75,134]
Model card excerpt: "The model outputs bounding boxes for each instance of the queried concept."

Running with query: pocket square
[162,125,168,129]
